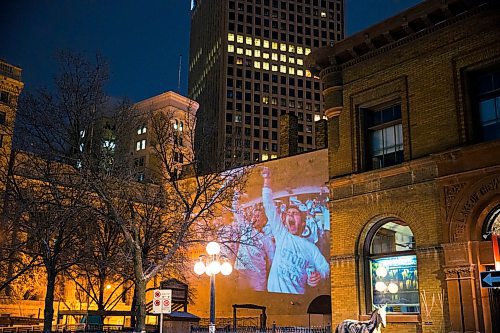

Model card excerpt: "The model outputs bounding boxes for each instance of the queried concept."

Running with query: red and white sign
[152,289,172,314]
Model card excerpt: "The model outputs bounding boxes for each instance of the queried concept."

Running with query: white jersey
[263,186,329,294]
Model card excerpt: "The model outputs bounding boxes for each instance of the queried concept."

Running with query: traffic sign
[480,271,500,288]
[152,289,172,314]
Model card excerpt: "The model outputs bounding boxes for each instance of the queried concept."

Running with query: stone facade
[307,0,500,332]
[0,60,23,193]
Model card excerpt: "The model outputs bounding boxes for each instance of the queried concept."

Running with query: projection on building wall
[217,165,330,295]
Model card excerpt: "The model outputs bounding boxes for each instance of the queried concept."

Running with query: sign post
[152,289,172,333]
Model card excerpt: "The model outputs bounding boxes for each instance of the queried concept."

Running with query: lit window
[367,221,419,314]
[280,65,287,73]
[228,33,235,41]
[288,45,295,53]
[136,139,146,151]
[271,154,278,159]
[236,57,243,65]
[255,38,261,46]
[254,50,261,57]
[228,44,235,53]
[305,48,311,55]
[237,48,244,54]
[272,65,279,72]
[288,57,295,64]
[297,58,304,66]
[263,62,270,70]
[263,40,270,48]
[474,70,500,142]
[271,97,278,105]
[263,52,270,59]
[280,54,287,62]
[103,140,116,151]
[280,44,287,51]
[365,104,404,170]
[254,61,261,69]
[272,42,278,50]
[137,125,147,135]
[246,36,252,45]
[297,69,304,76]
[262,154,269,161]
[272,53,278,61]
[237,35,244,43]
[288,67,295,75]
[245,49,252,56]
[297,46,304,55]
[305,70,312,77]
[262,96,269,104]
[321,11,327,17]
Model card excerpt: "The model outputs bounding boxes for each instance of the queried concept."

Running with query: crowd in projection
[220,167,330,295]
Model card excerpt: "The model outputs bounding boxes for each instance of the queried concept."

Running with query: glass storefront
[370,255,419,313]
[368,221,420,314]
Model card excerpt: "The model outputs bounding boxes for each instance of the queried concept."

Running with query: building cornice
[306,0,495,75]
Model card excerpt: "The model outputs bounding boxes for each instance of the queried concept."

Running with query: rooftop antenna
[177,54,182,93]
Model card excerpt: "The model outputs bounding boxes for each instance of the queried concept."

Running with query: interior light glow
[388,282,399,294]
[375,282,387,292]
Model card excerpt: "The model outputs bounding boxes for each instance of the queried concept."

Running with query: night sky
[2,0,421,102]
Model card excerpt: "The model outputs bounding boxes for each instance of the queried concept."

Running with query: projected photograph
[219,167,330,295]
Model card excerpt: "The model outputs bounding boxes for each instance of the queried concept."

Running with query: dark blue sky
[2,0,421,102]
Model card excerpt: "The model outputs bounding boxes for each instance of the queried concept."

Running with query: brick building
[307,0,500,332]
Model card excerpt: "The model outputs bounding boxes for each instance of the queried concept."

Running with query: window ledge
[360,314,420,323]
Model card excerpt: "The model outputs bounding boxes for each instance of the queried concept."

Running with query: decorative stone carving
[444,183,466,211]
[444,265,476,279]
[448,175,500,243]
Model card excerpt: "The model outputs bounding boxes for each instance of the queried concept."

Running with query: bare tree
[7,50,248,333]
[9,50,118,332]
[4,153,90,332]
[65,212,131,313]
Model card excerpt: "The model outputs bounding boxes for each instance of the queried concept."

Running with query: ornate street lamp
[194,241,233,330]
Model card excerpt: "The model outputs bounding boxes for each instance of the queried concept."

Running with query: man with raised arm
[261,167,329,294]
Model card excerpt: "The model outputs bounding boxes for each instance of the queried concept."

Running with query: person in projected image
[231,194,275,291]
[261,167,329,294]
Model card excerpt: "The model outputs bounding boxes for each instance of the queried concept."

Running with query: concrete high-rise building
[188,0,344,170]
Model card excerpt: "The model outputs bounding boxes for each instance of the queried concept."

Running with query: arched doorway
[307,295,331,327]
[481,205,500,333]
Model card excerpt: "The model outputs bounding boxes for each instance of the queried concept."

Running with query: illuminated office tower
[188,0,344,170]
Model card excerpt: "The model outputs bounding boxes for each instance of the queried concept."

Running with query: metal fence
[190,325,332,333]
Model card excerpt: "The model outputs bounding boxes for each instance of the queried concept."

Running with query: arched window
[365,220,420,314]
[482,205,500,239]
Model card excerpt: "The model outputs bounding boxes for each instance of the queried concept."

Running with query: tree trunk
[130,287,137,328]
[43,269,56,333]
[133,247,146,333]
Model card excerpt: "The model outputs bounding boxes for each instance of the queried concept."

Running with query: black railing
[190,325,332,333]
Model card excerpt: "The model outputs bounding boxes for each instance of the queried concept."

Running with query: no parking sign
[152,289,172,314]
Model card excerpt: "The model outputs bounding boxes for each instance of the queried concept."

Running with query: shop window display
[367,221,419,313]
